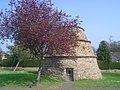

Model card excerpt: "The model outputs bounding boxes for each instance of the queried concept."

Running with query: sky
[0,0,120,52]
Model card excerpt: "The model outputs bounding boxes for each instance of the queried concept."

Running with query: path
[51,82,75,90]
[0,82,120,90]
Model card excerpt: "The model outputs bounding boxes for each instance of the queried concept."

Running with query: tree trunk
[34,55,44,86]
[13,60,21,72]
[36,64,42,86]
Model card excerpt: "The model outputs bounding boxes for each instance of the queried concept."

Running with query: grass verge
[0,70,64,88]
[74,72,120,88]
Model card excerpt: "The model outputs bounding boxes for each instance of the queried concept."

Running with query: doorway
[66,68,74,81]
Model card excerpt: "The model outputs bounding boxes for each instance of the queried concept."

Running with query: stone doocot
[42,28,102,81]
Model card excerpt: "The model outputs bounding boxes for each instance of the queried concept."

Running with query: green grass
[1,70,120,88]
[74,72,120,88]
[40,75,65,88]
[0,70,64,88]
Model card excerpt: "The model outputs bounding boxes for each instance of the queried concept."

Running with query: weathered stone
[42,27,102,81]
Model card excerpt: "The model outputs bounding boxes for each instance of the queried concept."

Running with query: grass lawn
[0,70,120,88]
[0,70,64,88]
[74,72,120,88]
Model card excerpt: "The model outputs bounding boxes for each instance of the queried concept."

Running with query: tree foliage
[109,41,120,52]
[108,36,120,52]
[97,41,112,63]
[7,45,33,60]
[7,45,34,71]
[0,0,80,85]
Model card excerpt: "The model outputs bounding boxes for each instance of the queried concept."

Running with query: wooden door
[66,68,74,81]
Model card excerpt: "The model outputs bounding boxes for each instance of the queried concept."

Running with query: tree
[97,41,112,68]
[108,36,120,52]
[0,0,80,86]
[109,41,120,52]
[7,45,34,71]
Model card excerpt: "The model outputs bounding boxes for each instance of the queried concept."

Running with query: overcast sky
[0,0,120,52]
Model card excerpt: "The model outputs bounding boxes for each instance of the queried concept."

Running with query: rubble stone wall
[42,28,102,80]
[42,57,102,80]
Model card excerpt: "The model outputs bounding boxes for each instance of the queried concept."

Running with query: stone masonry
[42,27,102,81]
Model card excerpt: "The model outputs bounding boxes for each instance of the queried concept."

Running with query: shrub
[0,58,39,67]
[19,59,39,67]
[0,58,17,67]
[98,61,120,70]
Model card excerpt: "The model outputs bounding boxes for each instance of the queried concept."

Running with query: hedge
[19,59,39,67]
[1,58,120,69]
[0,58,39,67]
[0,58,17,67]
[98,61,120,70]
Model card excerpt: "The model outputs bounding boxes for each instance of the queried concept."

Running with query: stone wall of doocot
[42,57,102,80]
[41,28,102,80]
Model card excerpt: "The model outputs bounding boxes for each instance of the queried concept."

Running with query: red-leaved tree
[0,0,80,85]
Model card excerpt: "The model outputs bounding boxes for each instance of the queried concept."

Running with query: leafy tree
[108,36,120,52]
[0,0,80,85]
[97,41,112,69]
[7,45,34,71]
[109,41,120,52]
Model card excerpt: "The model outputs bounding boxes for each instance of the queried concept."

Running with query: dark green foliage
[98,61,120,70]
[19,60,39,67]
[0,58,39,67]
[0,58,18,67]
[97,41,112,63]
